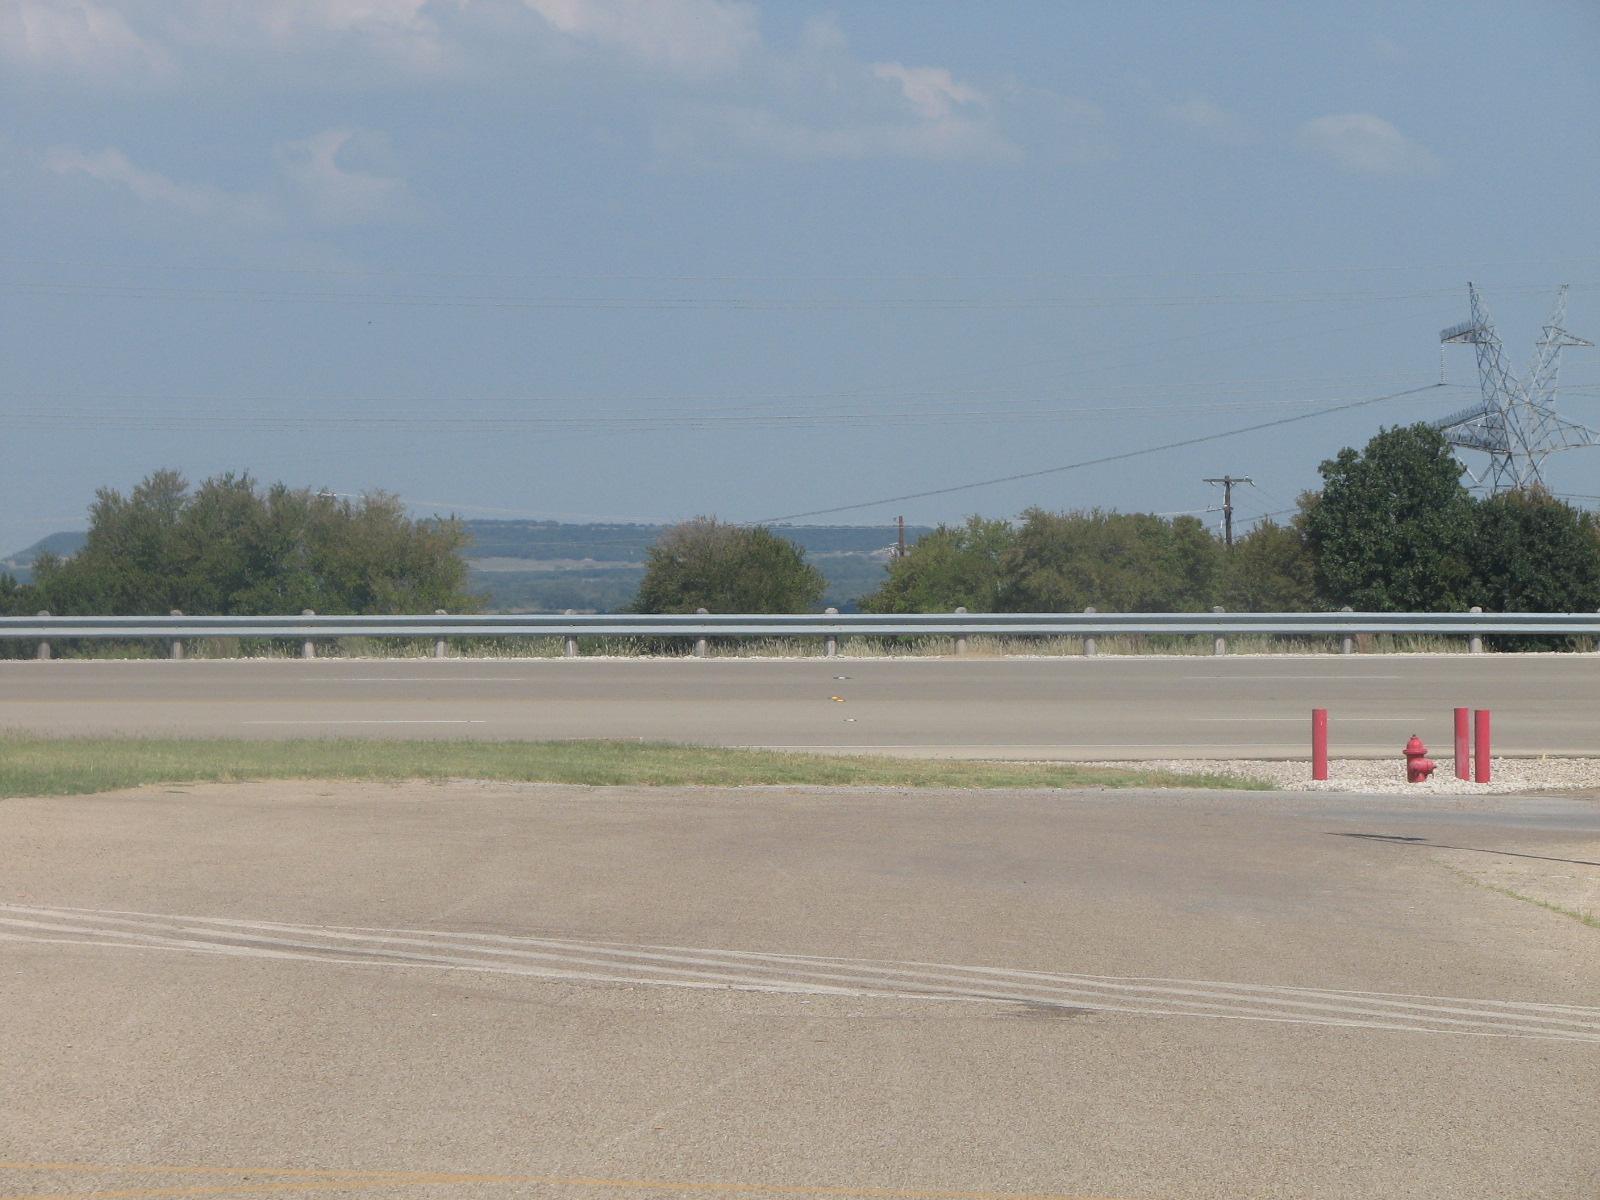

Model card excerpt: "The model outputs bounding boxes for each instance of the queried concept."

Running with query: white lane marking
[329,677,528,682]
[5,904,1596,1042]
[241,719,488,725]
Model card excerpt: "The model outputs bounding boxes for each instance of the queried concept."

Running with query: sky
[3,0,1598,553]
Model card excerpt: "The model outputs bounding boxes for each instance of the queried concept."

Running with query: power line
[4,256,1595,283]
[8,281,1563,312]
[758,383,1446,523]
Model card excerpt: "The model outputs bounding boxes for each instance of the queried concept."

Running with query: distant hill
[459,520,927,562]
[1,531,87,580]
[458,520,931,612]
[0,521,930,612]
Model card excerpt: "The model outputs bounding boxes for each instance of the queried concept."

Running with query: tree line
[5,427,1599,630]
[626,425,1600,618]
[0,470,480,619]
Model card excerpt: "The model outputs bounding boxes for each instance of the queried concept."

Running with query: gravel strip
[1087,757,1600,794]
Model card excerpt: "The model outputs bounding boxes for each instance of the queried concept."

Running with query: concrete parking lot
[2,778,1597,1199]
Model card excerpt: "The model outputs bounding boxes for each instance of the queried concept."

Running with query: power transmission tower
[1203,475,1251,547]
[1433,284,1595,492]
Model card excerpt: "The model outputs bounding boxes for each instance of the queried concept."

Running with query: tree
[29,470,480,615]
[1221,517,1320,612]
[858,516,1014,612]
[630,517,825,613]
[1300,424,1477,611]
[1468,491,1600,647]
[998,507,1223,611]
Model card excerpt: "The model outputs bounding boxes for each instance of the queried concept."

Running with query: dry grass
[24,632,1497,660]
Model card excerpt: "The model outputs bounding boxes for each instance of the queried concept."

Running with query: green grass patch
[0,734,1270,799]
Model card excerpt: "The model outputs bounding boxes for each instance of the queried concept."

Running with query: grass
[0,734,1271,799]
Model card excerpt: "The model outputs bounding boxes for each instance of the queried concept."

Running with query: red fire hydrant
[1404,735,1436,783]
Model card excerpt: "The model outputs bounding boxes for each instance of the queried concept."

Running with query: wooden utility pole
[1203,476,1252,547]
[896,515,906,557]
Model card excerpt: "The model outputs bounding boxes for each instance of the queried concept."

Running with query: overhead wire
[757,383,1448,523]
[2,255,1595,283]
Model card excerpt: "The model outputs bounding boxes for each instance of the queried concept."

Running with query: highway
[1,654,1598,758]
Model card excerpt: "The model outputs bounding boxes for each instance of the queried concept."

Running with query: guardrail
[3,611,1600,638]
[2,609,1597,660]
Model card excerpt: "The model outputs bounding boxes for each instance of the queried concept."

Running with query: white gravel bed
[1088,757,1600,794]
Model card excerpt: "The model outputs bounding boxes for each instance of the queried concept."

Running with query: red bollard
[1474,709,1491,783]
[1454,707,1471,780]
[1312,709,1328,781]
[1404,735,1436,783]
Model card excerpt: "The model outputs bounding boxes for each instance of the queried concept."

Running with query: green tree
[858,516,1014,612]
[998,507,1223,611]
[31,470,480,615]
[1300,424,1477,611]
[630,517,825,613]
[1221,517,1320,612]
[1468,491,1600,639]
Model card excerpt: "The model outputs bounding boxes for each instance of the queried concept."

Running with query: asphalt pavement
[1,654,1597,759]
[1,780,1597,1199]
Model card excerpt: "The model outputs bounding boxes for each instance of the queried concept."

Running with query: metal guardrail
[3,611,1599,638]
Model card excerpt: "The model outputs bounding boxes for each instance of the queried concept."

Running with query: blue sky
[3,0,1598,552]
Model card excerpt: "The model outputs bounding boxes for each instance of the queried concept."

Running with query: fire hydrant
[1404,735,1436,783]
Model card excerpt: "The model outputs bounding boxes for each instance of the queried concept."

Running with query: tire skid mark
[4,903,1597,1042]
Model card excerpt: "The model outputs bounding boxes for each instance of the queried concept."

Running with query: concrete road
[1,781,1597,1199]
[1,654,1597,759]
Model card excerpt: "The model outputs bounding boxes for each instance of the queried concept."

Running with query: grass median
[0,735,1271,798]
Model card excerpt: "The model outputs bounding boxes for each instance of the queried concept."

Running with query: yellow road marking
[0,1163,1144,1200]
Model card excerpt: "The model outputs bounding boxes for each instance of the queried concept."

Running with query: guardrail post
[169,610,184,660]
[434,610,448,659]
[1468,606,1483,655]
[694,609,709,658]
[824,607,839,657]
[1083,607,1096,657]
[301,609,316,660]
[35,610,51,660]
[953,606,967,655]
[1340,606,1354,655]
[1212,606,1227,656]
[564,609,579,658]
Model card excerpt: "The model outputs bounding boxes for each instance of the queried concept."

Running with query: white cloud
[276,128,417,227]
[44,145,279,227]
[171,0,453,73]
[521,0,758,75]
[0,1,175,82]
[1159,92,1254,144]
[872,62,984,120]
[650,25,1021,164]
[14,3,1046,168]
[1293,112,1441,175]
[685,103,1018,163]
[45,130,414,231]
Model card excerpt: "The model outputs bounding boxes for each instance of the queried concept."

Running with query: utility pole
[896,515,906,558]
[1203,476,1252,548]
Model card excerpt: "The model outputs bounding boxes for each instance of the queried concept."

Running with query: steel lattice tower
[1432,283,1595,492]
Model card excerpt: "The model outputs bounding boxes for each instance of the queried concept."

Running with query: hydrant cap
[1405,735,1426,755]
